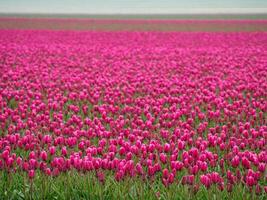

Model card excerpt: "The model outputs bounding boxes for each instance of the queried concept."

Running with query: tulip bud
[28,170,35,179]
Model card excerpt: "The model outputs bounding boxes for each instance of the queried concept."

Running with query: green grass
[0,170,265,200]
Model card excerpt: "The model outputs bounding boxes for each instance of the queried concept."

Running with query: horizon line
[1,12,267,15]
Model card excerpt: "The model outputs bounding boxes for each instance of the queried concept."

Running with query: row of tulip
[0,30,266,199]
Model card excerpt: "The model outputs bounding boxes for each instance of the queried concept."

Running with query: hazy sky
[0,0,267,14]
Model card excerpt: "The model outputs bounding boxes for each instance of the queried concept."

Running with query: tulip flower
[0,28,266,198]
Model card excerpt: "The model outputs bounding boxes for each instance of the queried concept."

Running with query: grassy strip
[0,170,265,200]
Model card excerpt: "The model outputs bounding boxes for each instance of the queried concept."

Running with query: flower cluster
[0,30,266,195]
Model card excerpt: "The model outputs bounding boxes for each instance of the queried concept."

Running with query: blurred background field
[0,14,267,31]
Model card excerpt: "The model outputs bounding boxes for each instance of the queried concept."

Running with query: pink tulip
[0,28,266,195]
[49,146,56,155]
[159,153,167,164]
[246,176,255,187]
[28,170,35,179]
[40,151,47,161]
[200,175,211,188]
[231,156,240,168]
[162,168,169,179]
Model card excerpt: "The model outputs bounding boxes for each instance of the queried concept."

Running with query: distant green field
[0,13,267,20]
[0,13,267,32]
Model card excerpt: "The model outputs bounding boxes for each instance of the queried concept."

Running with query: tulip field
[0,20,267,200]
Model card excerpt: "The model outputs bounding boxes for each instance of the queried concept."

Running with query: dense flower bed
[0,30,266,198]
